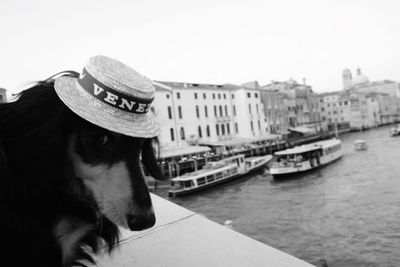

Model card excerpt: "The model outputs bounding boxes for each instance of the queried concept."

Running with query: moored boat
[168,154,272,197]
[270,138,342,179]
[354,139,368,151]
[390,125,400,137]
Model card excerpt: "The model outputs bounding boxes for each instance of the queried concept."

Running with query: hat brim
[54,76,159,138]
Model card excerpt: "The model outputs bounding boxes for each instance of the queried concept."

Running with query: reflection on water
[156,125,400,267]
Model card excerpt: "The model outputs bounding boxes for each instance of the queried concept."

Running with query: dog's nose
[127,212,156,231]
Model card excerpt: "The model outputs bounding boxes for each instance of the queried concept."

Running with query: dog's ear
[141,138,167,181]
[0,140,7,174]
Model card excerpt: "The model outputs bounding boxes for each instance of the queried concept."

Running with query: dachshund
[0,73,165,267]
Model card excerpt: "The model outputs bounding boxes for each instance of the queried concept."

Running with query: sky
[1,0,400,97]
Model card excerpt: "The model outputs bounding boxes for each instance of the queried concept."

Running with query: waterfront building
[354,80,400,98]
[366,92,399,124]
[0,88,7,103]
[153,81,269,147]
[152,80,275,177]
[261,78,322,131]
[342,67,400,98]
[318,90,394,130]
[258,90,288,134]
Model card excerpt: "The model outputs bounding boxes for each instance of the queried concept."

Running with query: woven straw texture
[54,55,159,138]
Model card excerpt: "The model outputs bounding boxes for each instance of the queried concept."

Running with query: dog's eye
[89,133,111,147]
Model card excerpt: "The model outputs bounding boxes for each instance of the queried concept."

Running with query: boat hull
[168,172,243,197]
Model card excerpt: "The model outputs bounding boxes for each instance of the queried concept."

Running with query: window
[247,92,251,98]
[168,106,172,119]
[233,105,236,116]
[166,94,170,99]
[225,105,228,116]
[213,93,215,99]
[221,124,225,135]
[214,105,217,117]
[256,104,259,114]
[223,94,226,99]
[204,106,208,117]
[178,106,182,119]
[251,121,254,132]
[197,177,206,185]
[180,127,185,140]
[206,125,210,137]
[235,123,238,133]
[194,93,197,99]
[218,93,221,99]
[203,93,206,99]
[170,128,175,141]
[249,104,252,114]
[219,105,223,117]
[177,92,180,99]
[227,123,230,134]
[216,124,220,136]
[232,94,235,99]
[258,120,261,131]
[198,126,202,138]
[255,93,258,98]
[196,105,200,118]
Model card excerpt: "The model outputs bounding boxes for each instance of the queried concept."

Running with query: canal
[155,125,400,267]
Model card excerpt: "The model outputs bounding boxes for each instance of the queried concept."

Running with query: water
[156,125,400,267]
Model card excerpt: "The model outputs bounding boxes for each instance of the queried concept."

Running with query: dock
[96,194,315,267]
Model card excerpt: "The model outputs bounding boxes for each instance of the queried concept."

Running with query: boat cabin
[272,139,341,169]
[274,146,322,167]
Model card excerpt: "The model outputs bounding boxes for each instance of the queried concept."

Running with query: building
[258,90,288,134]
[153,81,269,147]
[151,80,277,177]
[342,67,400,98]
[261,78,322,130]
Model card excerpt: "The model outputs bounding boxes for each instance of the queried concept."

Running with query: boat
[390,125,400,137]
[354,139,368,151]
[168,154,273,197]
[269,138,342,179]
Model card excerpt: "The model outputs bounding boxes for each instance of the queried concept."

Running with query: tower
[342,69,352,90]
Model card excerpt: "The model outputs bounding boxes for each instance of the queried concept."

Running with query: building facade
[152,81,269,148]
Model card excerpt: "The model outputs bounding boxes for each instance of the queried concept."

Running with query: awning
[160,145,211,159]
[288,126,315,134]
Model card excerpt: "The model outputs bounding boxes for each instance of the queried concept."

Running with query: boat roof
[246,155,273,162]
[160,145,211,159]
[172,163,236,181]
[354,139,367,143]
[275,139,341,156]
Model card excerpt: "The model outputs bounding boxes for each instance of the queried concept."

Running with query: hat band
[77,68,153,114]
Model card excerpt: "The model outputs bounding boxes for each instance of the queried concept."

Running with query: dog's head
[0,78,165,232]
[68,123,161,231]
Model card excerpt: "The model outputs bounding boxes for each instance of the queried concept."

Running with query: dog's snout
[127,212,156,231]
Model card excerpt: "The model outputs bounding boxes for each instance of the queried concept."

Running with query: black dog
[0,73,165,267]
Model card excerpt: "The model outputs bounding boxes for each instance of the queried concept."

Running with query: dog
[0,70,165,266]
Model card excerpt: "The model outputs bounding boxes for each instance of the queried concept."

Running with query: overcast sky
[1,0,400,96]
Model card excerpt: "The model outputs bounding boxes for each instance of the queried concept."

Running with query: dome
[351,68,369,87]
[351,74,369,86]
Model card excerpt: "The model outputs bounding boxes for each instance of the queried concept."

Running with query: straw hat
[54,55,159,138]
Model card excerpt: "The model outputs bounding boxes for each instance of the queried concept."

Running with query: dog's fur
[0,73,165,267]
